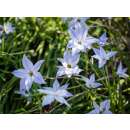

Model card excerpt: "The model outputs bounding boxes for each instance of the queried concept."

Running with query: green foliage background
[0,17,130,114]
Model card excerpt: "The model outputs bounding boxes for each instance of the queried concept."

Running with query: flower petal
[72,47,80,55]
[42,95,55,106]
[93,82,102,88]
[55,96,70,107]
[19,79,26,95]
[22,55,33,70]
[38,88,54,95]
[88,108,100,114]
[100,47,107,57]
[103,110,112,114]
[93,48,100,55]
[107,51,117,59]
[34,72,46,84]
[33,60,44,71]
[90,74,95,82]
[67,40,74,48]
[12,69,28,78]
[56,67,65,77]
[100,100,110,111]
[53,79,60,90]
[61,84,69,89]
[64,91,73,98]
[99,59,107,68]
[25,78,33,92]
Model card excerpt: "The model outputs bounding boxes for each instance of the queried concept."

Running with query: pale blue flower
[12,55,46,95]
[57,51,82,78]
[88,100,112,114]
[92,47,117,68]
[116,62,129,78]
[67,21,98,55]
[83,74,102,88]
[4,23,14,34]
[38,79,73,107]
[98,32,108,46]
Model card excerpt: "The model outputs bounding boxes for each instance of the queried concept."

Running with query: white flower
[116,62,129,78]
[67,21,98,55]
[92,47,117,68]
[12,55,46,95]
[4,23,14,34]
[38,79,73,107]
[57,51,82,78]
[83,74,102,88]
[88,100,112,114]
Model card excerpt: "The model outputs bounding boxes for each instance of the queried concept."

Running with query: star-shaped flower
[38,79,73,107]
[4,23,14,34]
[12,55,46,95]
[88,100,112,114]
[57,51,82,78]
[83,74,102,88]
[116,62,129,78]
[98,32,108,46]
[92,47,117,68]
[67,21,98,55]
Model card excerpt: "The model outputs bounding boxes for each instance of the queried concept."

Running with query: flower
[88,100,112,114]
[4,23,14,34]
[83,74,102,88]
[38,79,73,107]
[67,21,98,55]
[56,51,82,78]
[98,32,108,46]
[92,47,117,68]
[116,62,129,78]
[12,55,46,95]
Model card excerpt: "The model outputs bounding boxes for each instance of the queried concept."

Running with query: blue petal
[20,79,26,95]
[42,95,55,106]
[34,72,46,84]
[61,84,69,89]
[25,78,33,92]
[88,108,100,114]
[38,88,54,95]
[56,67,65,77]
[22,55,33,70]
[100,100,110,111]
[53,79,60,90]
[12,69,27,78]
[33,60,44,71]
[55,96,70,107]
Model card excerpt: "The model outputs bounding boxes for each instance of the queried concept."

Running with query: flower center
[78,41,82,44]
[72,26,76,30]
[28,71,34,77]
[67,64,72,68]
[77,19,81,22]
